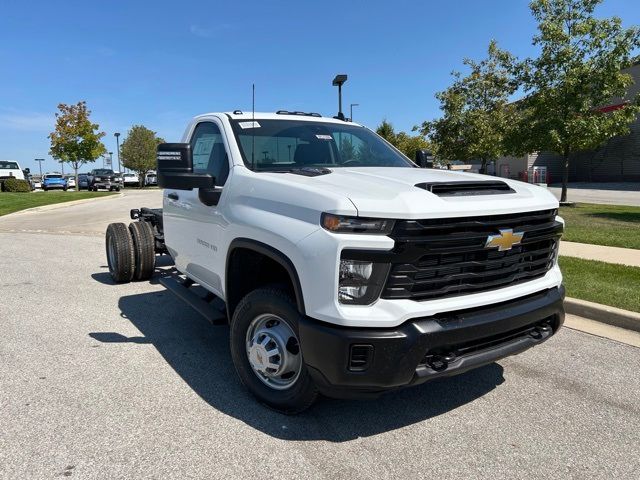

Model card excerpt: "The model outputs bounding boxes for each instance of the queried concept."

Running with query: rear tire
[105,223,135,283]
[230,287,318,414]
[129,221,155,281]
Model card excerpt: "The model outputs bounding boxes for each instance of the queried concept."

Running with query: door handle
[168,192,179,200]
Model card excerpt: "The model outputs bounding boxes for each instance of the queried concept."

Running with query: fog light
[338,259,389,305]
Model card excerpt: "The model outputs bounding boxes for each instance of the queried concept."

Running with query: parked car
[65,175,76,189]
[122,173,139,187]
[31,176,42,190]
[77,174,89,190]
[145,172,158,186]
[42,173,68,191]
[87,168,120,191]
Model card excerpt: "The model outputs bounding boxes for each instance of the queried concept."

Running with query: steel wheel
[245,313,302,390]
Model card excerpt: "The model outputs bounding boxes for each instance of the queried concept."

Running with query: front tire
[230,287,318,414]
[105,223,135,283]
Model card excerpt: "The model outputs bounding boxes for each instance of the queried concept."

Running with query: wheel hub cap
[245,314,301,390]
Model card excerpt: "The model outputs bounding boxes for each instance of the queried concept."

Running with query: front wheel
[230,288,318,414]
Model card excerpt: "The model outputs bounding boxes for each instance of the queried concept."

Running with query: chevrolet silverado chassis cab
[105,111,565,413]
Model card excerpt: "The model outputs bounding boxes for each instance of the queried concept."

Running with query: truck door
[164,120,231,296]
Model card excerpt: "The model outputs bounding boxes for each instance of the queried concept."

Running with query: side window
[190,122,230,185]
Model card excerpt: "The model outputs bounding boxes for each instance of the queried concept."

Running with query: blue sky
[1,0,639,174]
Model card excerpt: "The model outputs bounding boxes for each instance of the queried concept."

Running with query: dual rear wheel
[105,221,155,282]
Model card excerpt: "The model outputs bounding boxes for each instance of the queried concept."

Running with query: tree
[49,101,106,189]
[120,125,165,187]
[517,0,640,202]
[375,120,431,160]
[417,41,518,173]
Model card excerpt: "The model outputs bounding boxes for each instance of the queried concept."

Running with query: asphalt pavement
[1,190,639,479]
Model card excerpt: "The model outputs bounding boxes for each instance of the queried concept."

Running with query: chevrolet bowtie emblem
[485,228,524,251]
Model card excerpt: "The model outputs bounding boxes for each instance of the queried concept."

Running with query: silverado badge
[485,228,524,251]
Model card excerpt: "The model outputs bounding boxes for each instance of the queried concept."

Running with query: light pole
[114,132,121,173]
[350,103,359,122]
[108,152,113,170]
[35,158,45,177]
[332,74,348,120]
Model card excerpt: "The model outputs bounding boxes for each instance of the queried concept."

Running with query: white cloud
[190,25,213,38]
[0,110,53,132]
[97,46,116,57]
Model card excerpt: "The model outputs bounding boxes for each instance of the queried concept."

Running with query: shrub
[2,177,31,192]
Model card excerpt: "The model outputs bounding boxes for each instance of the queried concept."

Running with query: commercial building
[496,62,640,183]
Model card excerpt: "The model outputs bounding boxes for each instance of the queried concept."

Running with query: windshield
[229,119,413,171]
[45,174,63,179]
[93,169,114,175]
[0,161,19,169]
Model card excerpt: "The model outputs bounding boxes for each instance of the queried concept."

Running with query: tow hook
[427,353,456,372]
[530,324,552,340]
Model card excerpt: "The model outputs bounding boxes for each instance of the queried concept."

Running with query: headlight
[338,259,390,305]
[322,213,394,234]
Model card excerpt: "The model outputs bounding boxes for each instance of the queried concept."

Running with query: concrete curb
[565,297,640,333]
[0,192,124,218]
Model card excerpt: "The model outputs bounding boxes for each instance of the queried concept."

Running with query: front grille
[382,209,561,301]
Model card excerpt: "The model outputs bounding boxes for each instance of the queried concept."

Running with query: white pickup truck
[105,111,564,413]
[0,160,26,181]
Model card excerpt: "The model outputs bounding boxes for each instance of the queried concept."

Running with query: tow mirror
[157,143,214,190]
[415,150,434,168]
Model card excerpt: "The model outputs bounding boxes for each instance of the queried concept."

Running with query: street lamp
[35,158,45,177]
[332,74,348,120]
[108,152,113,169]
[114,132,121,173]
[350,103,359,122]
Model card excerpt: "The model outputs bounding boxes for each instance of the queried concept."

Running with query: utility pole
[114,132,121,173]
[35,158,45,177]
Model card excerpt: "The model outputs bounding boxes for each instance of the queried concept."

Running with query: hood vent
[416,181,515,197]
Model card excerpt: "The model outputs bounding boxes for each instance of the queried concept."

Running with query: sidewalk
[560,240,640,267]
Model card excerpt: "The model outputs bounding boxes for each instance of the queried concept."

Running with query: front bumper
[299,286,564,398]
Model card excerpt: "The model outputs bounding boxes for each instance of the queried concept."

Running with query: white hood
[280,167,559,219]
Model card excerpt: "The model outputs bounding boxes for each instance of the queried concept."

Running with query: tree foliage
[120,125,165,186]
[49,101,106,187]
[417,41,517,172]
[375,120,431,161]
[515,0,640,201]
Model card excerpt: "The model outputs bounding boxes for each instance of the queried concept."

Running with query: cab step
[159,276,227,324]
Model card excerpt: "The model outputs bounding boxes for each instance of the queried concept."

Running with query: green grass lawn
[0,191,117,216]
[560,257,640,313]
[559,203,640,250]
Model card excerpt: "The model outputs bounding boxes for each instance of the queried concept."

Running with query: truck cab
[107,111,564,413]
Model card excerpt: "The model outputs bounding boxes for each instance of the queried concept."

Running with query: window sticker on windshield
[239,121,261,129]
[315,134,333,140]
